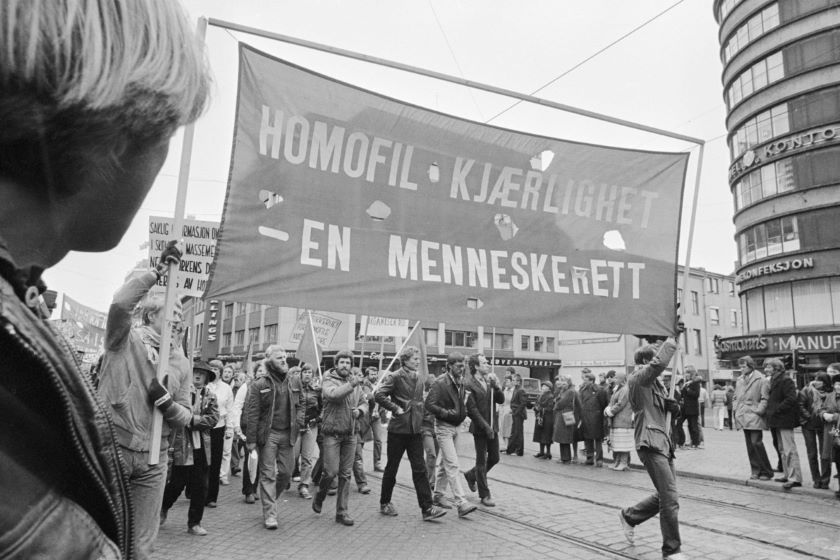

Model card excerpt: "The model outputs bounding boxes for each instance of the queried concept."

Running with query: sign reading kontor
[206,44,689,335]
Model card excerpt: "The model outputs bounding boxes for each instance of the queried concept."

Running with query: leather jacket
[425,373,468,426]
[0,248,134,559]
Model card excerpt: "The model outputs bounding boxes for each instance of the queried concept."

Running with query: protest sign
[149,216,220,298]
[59,294,106,355]
[206,45,688,335]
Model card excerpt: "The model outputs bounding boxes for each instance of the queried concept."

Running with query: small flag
[297,310,323,377]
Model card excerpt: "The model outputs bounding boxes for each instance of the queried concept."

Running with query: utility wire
[485,0,687,124]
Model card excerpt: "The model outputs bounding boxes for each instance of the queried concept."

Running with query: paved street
[154,414,840,560]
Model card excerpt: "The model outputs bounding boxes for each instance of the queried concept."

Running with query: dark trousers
[506,415,525,454]
[726,409,733,429]
[583,438,603,463]
[802,427,830,485]
[685,415,701,447]
[466,433,500,499]
[206,426,225,503]
[162,447,209,527]
[231,438,242,474]
[674,416,686,447]
[558,443,573,462]
[623,448,681,556]
[743,429,774,478]
[379,432,433,511]
[700,404,705,427]
[770,428,783,470]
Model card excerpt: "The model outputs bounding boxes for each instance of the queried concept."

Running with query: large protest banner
[149,216,220,298]
[205,44,688,335]
[58,294,107,356]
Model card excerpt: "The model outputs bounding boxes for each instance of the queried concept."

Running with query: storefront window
[425,328,438,348]
[521,335,530,351]
[745,290,765,331]
[832,278,840,326]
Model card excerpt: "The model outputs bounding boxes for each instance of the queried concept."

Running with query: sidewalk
[516,410,835,499]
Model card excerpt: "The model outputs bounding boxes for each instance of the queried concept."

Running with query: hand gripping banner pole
[148,16,208,466]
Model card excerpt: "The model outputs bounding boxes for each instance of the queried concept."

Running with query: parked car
[521,377,541,408]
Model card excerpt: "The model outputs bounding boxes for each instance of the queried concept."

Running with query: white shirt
[208,379,234,429]
[229,382,248,435]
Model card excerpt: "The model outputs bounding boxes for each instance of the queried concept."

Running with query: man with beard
[313,352,369,525]
[244,346,304,530]
[376,346,447,521]
[425,352,477,518]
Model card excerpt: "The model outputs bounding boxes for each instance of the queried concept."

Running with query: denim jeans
[121,447,168,560]
[353,438,367,487]
[317,433,356,515]
[371,419,386,467]
[258,429,293,522]
[422,432,438,486]
[297,427,318,488]
[380,432,433,511]
[624,448,681,556]
[433,422,466,505]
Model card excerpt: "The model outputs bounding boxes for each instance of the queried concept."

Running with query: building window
[247,302,260,313]
[764,283,794,329]
[521,335,531,351]
[235,302,246,315]
[709,307,720,326]
[692,329,702,356]
[729,309,739,327]
[483,332,513,350]
[718,0,740,22]
[248,327,260,345]
[546,337,556,354]
[222,332,231,348]
[792,278,833,327]
[728,281,736,296]
[734,158,795,211]
[234,330,244,346]
[744,290,765,331]
[424,328,438,348]
[832,278,840,325]
[194,323,203,349]
[264,324,277,344]
[727,51,783,109]
[706,277,720,294]
[224,303,233,317]
[722,3,779,63]
[677,288,683,307]
[691,291,699,315]
[738,216,800,265]
[534,336,544,353]
[444,330,468,347]
[465,332,480,348]
[731,103,789,159]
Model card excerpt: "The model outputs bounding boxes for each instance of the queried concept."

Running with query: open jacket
[552,387,581,444]
[171,386,219,466]
[375,366,430,434]
[627,338,678,458]
[606,384,633,429]
[244,367,304,446]
[0,251,133,560]
[98,271,192,452]
[579,382,608,439]
[733,370,769,430]
[766,371,798,429]
[464,373,505,436]
[320,368,369,437]
[509,387,528,420]
[425,372,468,426]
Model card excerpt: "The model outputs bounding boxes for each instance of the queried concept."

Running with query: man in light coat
[733,355,774,480]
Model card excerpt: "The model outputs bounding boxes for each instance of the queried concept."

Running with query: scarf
[137,324,162,365]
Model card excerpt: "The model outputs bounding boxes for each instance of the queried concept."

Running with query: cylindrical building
[714,0,840,383]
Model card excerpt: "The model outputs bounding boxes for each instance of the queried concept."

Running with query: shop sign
[491,358,562,368]
[716,332,840,355]
[735,257,814,284]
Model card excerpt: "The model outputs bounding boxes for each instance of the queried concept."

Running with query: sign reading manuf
[206,45,689,335]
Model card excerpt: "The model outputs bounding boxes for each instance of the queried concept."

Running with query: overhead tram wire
[484,0,688,124]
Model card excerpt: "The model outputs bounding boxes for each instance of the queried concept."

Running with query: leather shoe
[312,499,323,514]
[773,477,788,483]
[298,486,311,499]
[245,493,256,504]
[457,502,477,518]
[205,501,217,508]
[380,502,398,516]
[480,496,495,507]
[358,484,371,495]
[264,518,278,530]
[463,472,476,492]
[335,514,355,526]
[782,481,802,490]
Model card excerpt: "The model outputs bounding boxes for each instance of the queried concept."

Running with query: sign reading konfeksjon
[205,45,689,335]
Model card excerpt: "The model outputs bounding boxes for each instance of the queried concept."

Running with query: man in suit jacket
[463,354,505,507]
[424,352,477,518]
[505,374,527,456]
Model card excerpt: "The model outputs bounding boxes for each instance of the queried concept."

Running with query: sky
[43,0,734,313]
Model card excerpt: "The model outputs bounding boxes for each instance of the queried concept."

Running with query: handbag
[561,410,575,427]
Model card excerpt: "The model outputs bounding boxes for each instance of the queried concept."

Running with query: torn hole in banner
[428,163,440,183]
[259,189,284,209]
[494,213,518,241]
[529,150,555,172]
[602,230,626,251]
[367,200,391,221]
[258,226,289,242]
[466,297,484,310]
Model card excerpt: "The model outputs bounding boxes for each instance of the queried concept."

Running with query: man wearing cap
[425,352,477,518]
[98,242,194,558]
[244,345,305,530]
[160,362,219,535]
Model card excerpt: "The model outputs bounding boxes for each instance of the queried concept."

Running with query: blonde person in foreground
[0,1,209,558]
